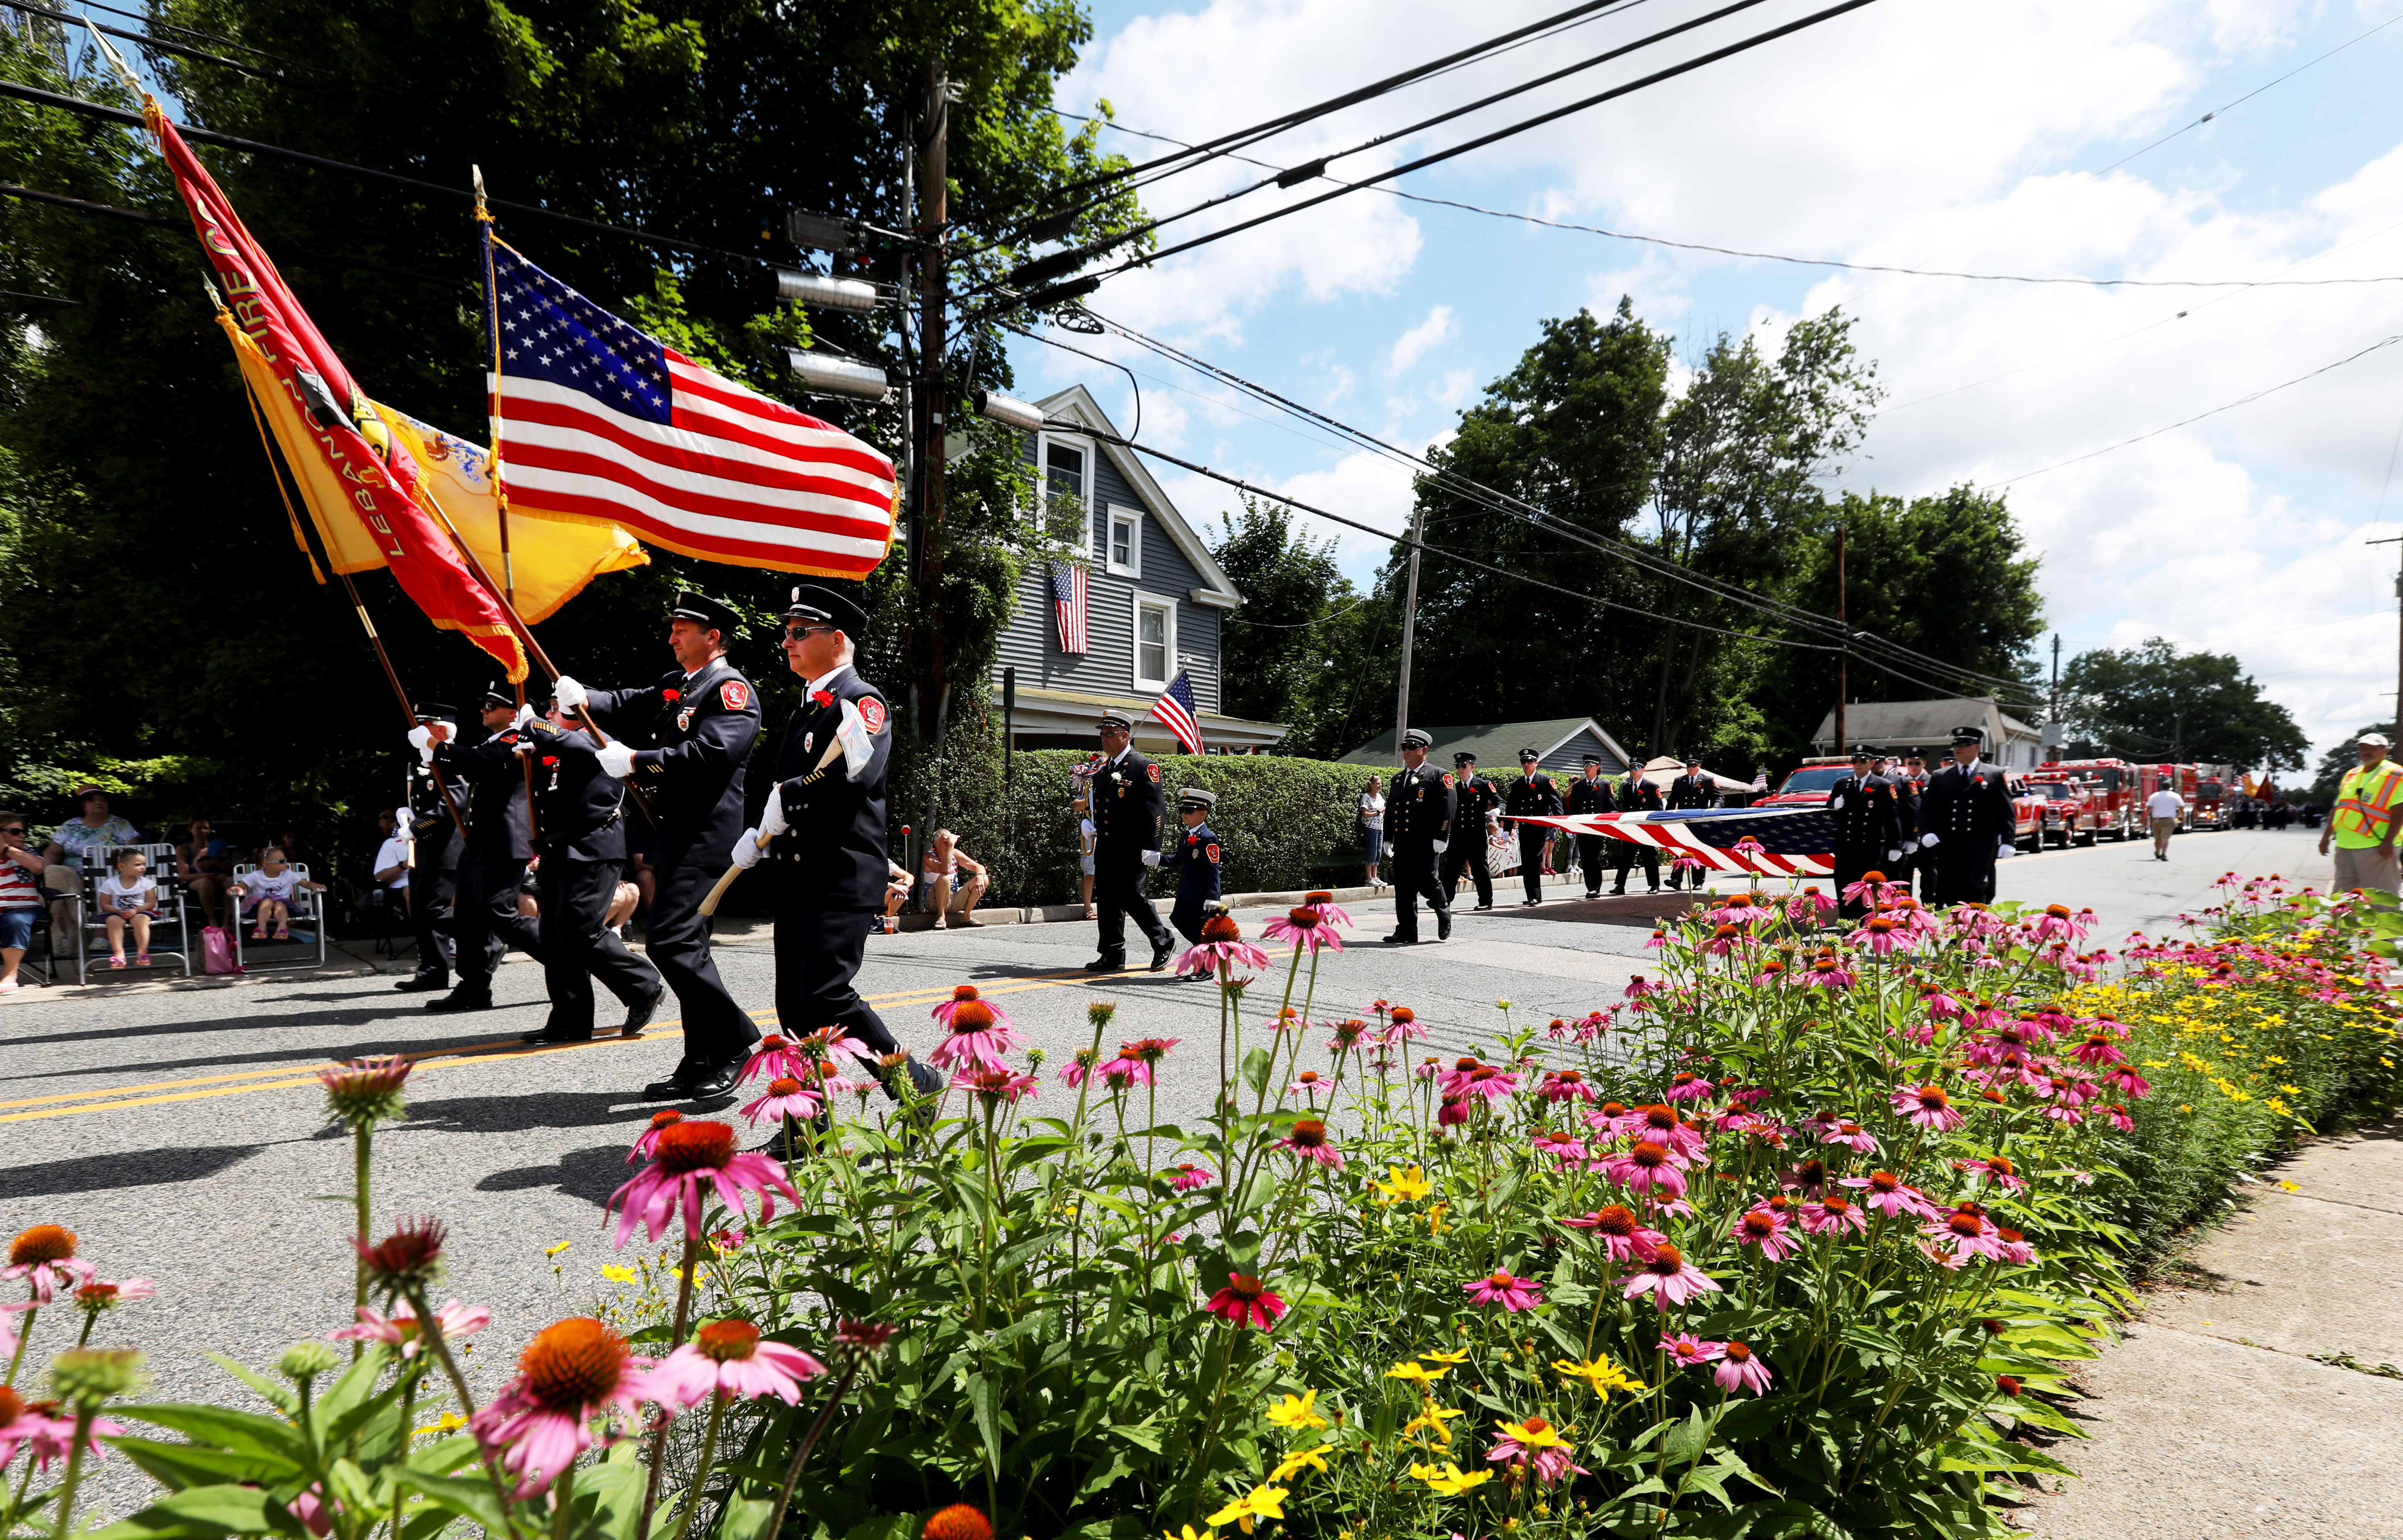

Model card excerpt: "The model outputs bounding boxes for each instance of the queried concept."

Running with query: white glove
[1432,839,1449,854]
[1918,831,1939,848]
[395,806,415,832]
[1080,818,1095,837]
[407,725,436,765]
[552,675,588,711]
[730,829,764,870]
[1141,849,1162,867]
[1997,838,2018,859]
[1887,850,1903,863]
[836,698,874,781]
[759,787,789,838]
[511,736,536,757]
[1832,794,1845,809]
[595,741,636,778]
[510,702,534,729]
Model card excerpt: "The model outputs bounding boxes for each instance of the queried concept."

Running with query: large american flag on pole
[484,235,897,577]
[1050,561,1088,654]
[1152,670,1204,754]
[1515,807,1837,877]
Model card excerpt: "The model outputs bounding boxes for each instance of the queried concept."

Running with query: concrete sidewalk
[2016,1116,2403,1540]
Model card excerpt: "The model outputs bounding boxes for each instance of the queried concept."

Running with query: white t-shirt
[2146,790,2185,820]
[1359,791,1385,828]
[373,836,410,891]
[241,869,302,906]
[96,873,158,914]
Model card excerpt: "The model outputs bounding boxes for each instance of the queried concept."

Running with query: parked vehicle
[1758,758,1855,809]
[2022,775,2101,847]
[2037,758,2145,841]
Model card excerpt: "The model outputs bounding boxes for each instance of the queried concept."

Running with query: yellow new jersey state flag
[221,314,647,624]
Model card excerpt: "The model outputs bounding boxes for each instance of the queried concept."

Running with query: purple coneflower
[928,987,1022,1071]
[738,1076,824,1127]
[1561,1204,1663,1261]
[469,1317,657,1493]
[1713,1342,1774,1396]
[1799,1195,1867,1236]
[4,1225,95,1303]
[645,1319,825,1408]
[329,1298,487,1357]
[1461,1270,1543,1312]
[1891,1082,1966,1131]
[1622,1245,1719,1308]
[1260,905,1344,954]
[1277,1118,1345,1170]
[1660,1332,1724,1368]
[1729,1204,1801,1260]
[1177,911,1272,979]
[608,1121,799,1246]
[1203,1273,1286,1330]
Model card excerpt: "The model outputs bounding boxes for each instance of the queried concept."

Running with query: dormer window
[1106,507,1142,577]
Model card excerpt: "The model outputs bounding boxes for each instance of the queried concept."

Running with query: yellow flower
[413,1409,466,1439]
[2279,1180,2301,1193]
[543,1240,572,1258]
[600,1263,640,1285]
[1269,1443,1335,1482]
[1413,1461,1492,1497]
[1424,1202,1450,1235]
[1207,1485,1289,1535]
[1266,1390,1328,1432]
[1386,1361,1447,1387]
[1165,1528,1216,1540]
[1553,1356,1644,1397]
[1418,1347,1471,1366]
[1403,1402,1465,1447]
[1495,1416,1567,1450]
[1373,1164,1433,1204]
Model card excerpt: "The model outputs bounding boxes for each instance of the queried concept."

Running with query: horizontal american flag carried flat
[1152,670,1204,754]
[485,234,896,577]
[1051,561,1087,654]
[1515,807,1836,877]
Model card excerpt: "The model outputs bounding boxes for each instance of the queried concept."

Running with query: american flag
[484,235,897,577]
[1050,561,1087,654]
[1152,669,1204,754]
[1514,807,1836,877]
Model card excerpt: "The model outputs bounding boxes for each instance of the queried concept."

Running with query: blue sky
[1003,0,2403,764]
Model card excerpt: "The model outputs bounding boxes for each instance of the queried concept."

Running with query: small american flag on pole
[1151,669,1204,755]
[1050,561,1088,654]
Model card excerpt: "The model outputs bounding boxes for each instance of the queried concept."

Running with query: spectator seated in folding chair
[0,810,44,994]
[228,848,330,971]
[93,848,163,971]
[66,843,194,983]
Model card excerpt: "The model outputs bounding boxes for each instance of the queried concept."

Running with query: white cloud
[1386,305,1456,374]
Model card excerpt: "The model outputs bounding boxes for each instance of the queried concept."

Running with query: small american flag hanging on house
[1152,669,1204,754]
[1050,561,1088,654]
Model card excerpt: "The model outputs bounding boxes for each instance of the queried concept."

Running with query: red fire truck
[2021,772,2105,846]
[1758,757,1853,809]
[2034,758,2147,841]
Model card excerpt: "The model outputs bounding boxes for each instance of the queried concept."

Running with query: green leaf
[203,1355,300,1416]
[119,1404,309,1466]
[396,1468,513,1535]
[104,1435,300,1491]
[82,1483,307,1540]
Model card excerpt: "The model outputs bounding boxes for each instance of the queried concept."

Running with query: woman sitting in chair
[231,846,325,942]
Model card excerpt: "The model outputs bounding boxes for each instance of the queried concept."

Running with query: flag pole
[212,280,471,839]
[472,171,540,845]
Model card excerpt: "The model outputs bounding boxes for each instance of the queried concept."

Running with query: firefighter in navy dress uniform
[728,584,940,1100]
[396,701,467,994]
[1083,709,1174,974]
[1892,752,1930,897]
[1826,746,1906,920]
[552,591,757,1100]
[1918,726,2017,907]
[1662,757,1718,888]
[1613,769,1665,894]
[1384,728,1456,944]
[1567,753,1612,899]
[1441,752,1499,911]
[412,685,545,1012]
[1167,787,1223,951]
[517,699,667,1044]
[1504,749,1564,906]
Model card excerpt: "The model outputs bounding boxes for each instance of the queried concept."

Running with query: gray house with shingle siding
[990,386,1288,752]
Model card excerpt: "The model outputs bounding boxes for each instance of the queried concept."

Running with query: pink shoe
[109,956,127,970]
[135,953,151,967]
[251,925,267,940]
[273,927,292,941]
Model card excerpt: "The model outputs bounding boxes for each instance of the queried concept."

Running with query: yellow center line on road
[1,948,1297,1125]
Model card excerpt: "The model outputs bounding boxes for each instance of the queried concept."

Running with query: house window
[1135,596,1174,691]
[1107,507,1142,577]
[1040,435,1090,519]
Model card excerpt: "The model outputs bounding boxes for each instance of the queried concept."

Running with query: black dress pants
[1440,838,1492,907]
[1517,828,1550,902]
[1932,851,1996,908]
[1391,839,1449,940]
[453,858,543,987]
[773,906,896,1055]
[537,857,662,1037]
[1576,834,1608,896]
[1093,847,1170,961]
[1614,842,1659,891]
[646,853,758,1069]
[407,863,456,978]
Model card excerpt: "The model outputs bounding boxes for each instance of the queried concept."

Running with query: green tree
[2308,726,2395,803]
[1206,496,1389,758]
[2060,639,2308,771]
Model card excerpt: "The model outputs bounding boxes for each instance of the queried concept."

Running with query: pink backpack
[201,926,242,975]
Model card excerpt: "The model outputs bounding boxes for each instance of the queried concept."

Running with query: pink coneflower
[739,1035,802,1085]
[1751,958,1790,987]
[329,1298,489,1357]
[2071,1032,2127,1068]
[1643,928,1668,951]
[1538,1070,1598,1104]
[1853,915,1909,956]
[645,1319,825,1408]
[1381,1005,1427,1045]
[1624,974,1659,1001]
[1484,1416,1587,1486]
[1993,1226,2036,1265]
[1840,1170,1940,1220]
[1436,1095,1470,1127]
[69,1277,155,1317]
[1058,1047,1100,1088]
[13,1396,119,1476]
[1531,1128,1589,1162]
[1623,1245,1720,1308]
[0,1388,79,1470]
[1277,1118,1345,1170]
[1260,906,1344,954]
[1820,1121,1879,1154]
[1800,1195,1867,1236]
[468,1317,657,1493]
[794,1026,875,1071]
[1713,1342,1774,1396]
[1729,1204,1802,1260]
[1615,1103,1709,1161]
[1841,871,1896,908]
[1562,1204,1665,1261]
[1661,1071,1712,1104]
[1456,1064,1522,1103]
[1780,1157,1832,1195]
[1700,922,1752,958]
[1170,1163,1215,1192]
[1788,886,1836,924]
[1891,1082,1966,1131]
[960,1068,1040,1107]
[1178,911,1273,979]
[2103,1066,2152,1099]
[927,989,1022,1071]
[2104,1102,2135,1132]
[1325,1019,1371,1053]
[1960,1154,2026,1191]
[1920,981,1964,1019]
[609,1121,800,1246]
[628,1109,685,1164]
[1285,1070,1332,1105]
[1296,888,1353,927]
[1462,1270,1543,1312]
[1203,1273,1287,1330]
[1803,954,1859,990]
[738,1076,824,1127]
[1605,1140,1690,1198]
[4,1226,95,1304]
[1661,1331,1725,1367]
[1925,1205,2006,1265]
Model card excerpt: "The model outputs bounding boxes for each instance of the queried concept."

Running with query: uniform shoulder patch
[719,680,751,712]
[858,696,887,736]
[1147,763,1161,784]
[1441,772,1454,788]
[1206,843,1220,863]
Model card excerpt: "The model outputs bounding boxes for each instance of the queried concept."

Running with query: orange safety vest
[2333,758,2403,847]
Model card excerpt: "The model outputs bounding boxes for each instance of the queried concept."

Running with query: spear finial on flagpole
[472,164,491,223]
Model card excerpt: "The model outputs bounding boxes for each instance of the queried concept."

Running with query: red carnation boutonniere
[541,756,558,767]
[811,690,835,708]
[661,689,681,703]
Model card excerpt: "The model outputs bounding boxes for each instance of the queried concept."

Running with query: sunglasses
[0,826,25,836]
[784,623,835,641]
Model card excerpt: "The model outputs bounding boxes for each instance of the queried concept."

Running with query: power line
[1,180,466,284]
[1,0,330,90]
[66,0,336,74]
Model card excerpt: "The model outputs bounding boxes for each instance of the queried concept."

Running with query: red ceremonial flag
[151,106,527,680]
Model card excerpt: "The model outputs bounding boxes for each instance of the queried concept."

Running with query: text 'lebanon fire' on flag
[1050,561,1088,654]
[1152,670,1204,755]
[485,235,897,577]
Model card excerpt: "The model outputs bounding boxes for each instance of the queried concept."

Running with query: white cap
[2360,732,2392,748]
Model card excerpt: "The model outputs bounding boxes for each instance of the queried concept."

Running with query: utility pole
[912,56,950,747]
[2369,534,2403,735]
[2049,634,2060,723]
[1833,523,1846,757]
[1393,503,1425,754]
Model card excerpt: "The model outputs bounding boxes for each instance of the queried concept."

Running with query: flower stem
[352,1123,374,1357]
[401,1286,516,1522]
[636,1232,703,1540]
[3,1306,34,1387]
[551,1458,575,1540]
[658,1393,725,1540]
[760,1362,862,1540]
[49,1407,95,1540]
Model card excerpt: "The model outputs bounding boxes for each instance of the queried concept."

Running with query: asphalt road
[0,821,2323,1519]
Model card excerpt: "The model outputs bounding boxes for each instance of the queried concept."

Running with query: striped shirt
[0,850,41,910]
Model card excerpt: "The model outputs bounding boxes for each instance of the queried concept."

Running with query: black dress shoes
[642,1059,700,1100]
[620,986,666,1038]
[1084,955,1125,974]
[1436,911,1452,941]
[682,1060,742,1099]
[1149,939,1174,973]
[424,986,493,1013]
[523,1026,594,1045]
[395,971,448,993]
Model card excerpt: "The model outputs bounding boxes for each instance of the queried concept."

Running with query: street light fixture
[784,347,892,402]
[972,389,1047,433]
[775,269,880,313]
